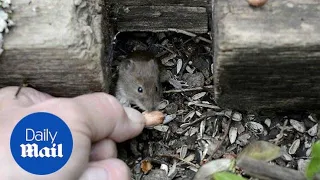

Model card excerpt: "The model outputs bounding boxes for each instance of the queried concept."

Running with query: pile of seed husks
[112,32,320,180]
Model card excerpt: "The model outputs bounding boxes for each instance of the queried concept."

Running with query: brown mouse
[115,51,161,111]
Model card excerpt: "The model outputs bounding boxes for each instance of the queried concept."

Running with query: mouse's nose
[147,96,160,111]
[149,105,157,111]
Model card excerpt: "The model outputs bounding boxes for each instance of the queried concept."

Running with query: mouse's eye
[137,87,143,93]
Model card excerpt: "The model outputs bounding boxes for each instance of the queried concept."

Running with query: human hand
[0,86,146,180]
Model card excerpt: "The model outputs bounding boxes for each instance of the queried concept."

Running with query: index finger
[28,93,146,143]
[74,93,146,142]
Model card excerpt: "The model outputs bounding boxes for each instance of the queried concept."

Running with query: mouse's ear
[147,58,158,70]
[120,59,135,72]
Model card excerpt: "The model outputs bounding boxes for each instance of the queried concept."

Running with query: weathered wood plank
[110,0,209,33]
[109,0,208,7]
[213,0,320,111]
[0,0,105,97]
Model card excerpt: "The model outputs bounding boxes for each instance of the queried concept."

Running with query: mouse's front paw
[118,97,131,107]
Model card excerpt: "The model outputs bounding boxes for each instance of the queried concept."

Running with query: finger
[72,93,146,142]
[0,86,53,110]
[79,159,131,180]
[90,139,117,161]
[27,93,145,143]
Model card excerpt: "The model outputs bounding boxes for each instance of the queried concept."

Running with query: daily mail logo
[20,128,63,158]
[10,112,73,175]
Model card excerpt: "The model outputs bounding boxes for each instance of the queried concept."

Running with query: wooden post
[213,0,320,111]
[0,0,107,97]
[109,0,209,33]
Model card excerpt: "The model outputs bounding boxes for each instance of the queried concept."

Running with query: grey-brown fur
[115,51,161,111]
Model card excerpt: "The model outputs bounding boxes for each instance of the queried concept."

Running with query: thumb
[79,159,131,180]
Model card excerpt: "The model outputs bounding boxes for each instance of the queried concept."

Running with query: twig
[187,102,221,110]
[15,85,24,98]
[15,79,28,98]
[177,56,189,79]
[167,28,212,44]
[270,119,288,145]
[163,85,214,93]
[180,111,221,129]
[207,117,232,161]
[158,154,200,168]
[237,157,305,180]
[154,44,176,54]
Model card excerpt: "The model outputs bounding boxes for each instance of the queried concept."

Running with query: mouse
[115,51,162,111]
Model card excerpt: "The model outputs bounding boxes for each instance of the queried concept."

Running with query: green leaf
[213,172,247,180]
[193,159,234,180]
[306,141,320,179]
[311,141,320,158]
[237,141,281,162]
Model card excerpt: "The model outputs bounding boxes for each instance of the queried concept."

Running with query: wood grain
[0,0,105,96]
[213,0,320,111]
[109,0,209,33]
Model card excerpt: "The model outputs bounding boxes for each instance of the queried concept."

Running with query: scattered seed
[180,122,193,129]
[176,127,190,135]
[161,53,177,66]
[307,124,318,136]
[153,125,169,132]
[183,111,196,122]
[290,119,306,133]
[289,139,301,155]
[199,120,206,139]
[168,78,189,89]
[186,65,196,73]
[165,103,178,114]
[160,164,169,175]
[247,114,255,121]
[246,121,264,134]
[188,102,220,109]
[168,160,177,177]
[229,126,238,144]
[163,114,176,124]
[201,143,208,161]
[264,118,271,127]
[180,145,188,159]
[308,114,318,122]
[211,63,214,74]
[184,154,195,163]
[224,110,242,121]
[211,118,219,138]
[306,148,312,157]
[236,133,251,146]
[187,127,199,136]
[176,59,183,74]
[281,149,293,161]
[192,92,206,100]
[195,111,202,117]
[157,100,169,109]
[235,122,245,134]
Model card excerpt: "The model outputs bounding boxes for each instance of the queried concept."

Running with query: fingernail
[123,107,146,125]
[82,167,109,180]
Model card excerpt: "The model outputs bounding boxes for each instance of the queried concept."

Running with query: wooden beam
[0,0,106,97]
[109,0,209,33]
[213,0,320,111]
[109,0,208,6]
